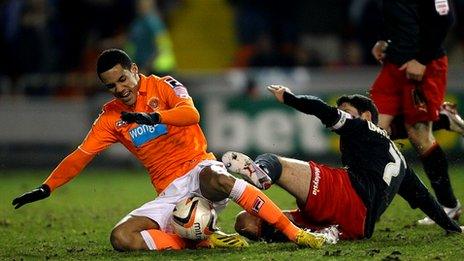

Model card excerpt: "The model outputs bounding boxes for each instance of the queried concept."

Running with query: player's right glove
[121,111,160,125]
[12,184,51,209]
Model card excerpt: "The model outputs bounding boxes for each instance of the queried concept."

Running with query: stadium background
[1,0,464,169]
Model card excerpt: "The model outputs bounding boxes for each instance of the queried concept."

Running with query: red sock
[230,179,300,241]
[141,229,187,250]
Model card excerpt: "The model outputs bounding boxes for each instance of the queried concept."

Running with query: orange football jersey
[46,74,215,193]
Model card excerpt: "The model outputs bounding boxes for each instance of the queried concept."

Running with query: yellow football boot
[294,229,325,249]
[204,231,249,248]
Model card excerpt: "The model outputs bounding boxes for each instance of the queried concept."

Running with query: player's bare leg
[112,215,189,251]
[377,113,395,133]
[110,216,161,251]
[223,152,310,202]
[386,103,464,140]
[275,157,312,204]
[199,165,325,248]
[406,121,435,154]
[406,121,461,224]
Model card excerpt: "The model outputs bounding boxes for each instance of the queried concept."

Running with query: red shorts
[370,56,448,125]
[290,161,367,240]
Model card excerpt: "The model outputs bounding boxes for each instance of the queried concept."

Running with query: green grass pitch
[1,166,463,260]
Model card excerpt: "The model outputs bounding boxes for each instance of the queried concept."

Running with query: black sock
[432,113,451,131]
[421,145,457,208]
[255,153,282,184]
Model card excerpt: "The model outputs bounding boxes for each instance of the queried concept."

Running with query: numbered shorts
[118,160,230,232]
[291,161,367,240]
[370,56,448,125]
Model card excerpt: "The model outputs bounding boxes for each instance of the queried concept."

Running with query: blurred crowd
[1,0,464,96]
[230,0,464,67]
[0,0,178,96]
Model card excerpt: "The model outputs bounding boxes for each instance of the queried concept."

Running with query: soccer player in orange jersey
[12,49,325,251]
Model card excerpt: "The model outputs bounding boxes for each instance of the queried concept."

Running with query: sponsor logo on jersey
[148,97,159,110]
[312,167,321,196]
[252,196,265,213]
[129,124,168,147]
[164,77,190,98]
[435,0,449,15]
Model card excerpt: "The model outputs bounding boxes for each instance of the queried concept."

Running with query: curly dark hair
[336,94,379,124]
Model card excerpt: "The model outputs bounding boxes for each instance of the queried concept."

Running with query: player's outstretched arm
[267,85,292,103]
[12,184,51,209]
[12,148,95,210]
[267,85,339,127]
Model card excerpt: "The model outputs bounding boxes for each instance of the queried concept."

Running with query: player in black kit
[370,0,461,225]
[223,85,463,242]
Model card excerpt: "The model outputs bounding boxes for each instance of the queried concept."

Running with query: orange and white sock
[229,179,300,241]
[140,229,186,251]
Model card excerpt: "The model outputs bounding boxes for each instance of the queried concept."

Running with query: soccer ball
[171,196,217,240]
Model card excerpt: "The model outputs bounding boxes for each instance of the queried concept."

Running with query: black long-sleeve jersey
[381,0,454,65]
[283,92,461,238]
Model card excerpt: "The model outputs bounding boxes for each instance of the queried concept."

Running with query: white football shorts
[116,160,230,232]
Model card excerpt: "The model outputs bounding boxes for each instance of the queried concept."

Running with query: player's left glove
[121,111,160,125]
[12,184,51,209]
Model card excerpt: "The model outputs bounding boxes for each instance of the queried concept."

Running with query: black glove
[121,112,160,125]
[12,184,51,209]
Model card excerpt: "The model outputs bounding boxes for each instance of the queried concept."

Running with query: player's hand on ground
[371,40,388,64]
[12,184,51,209]
[121,112,160,125]
[399,59,425,81]
[267,85,292,103]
